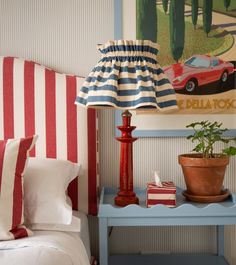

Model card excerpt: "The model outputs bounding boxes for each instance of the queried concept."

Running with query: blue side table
[98,187,236,265]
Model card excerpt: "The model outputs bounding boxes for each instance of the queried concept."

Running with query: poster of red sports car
[137,0,236,114]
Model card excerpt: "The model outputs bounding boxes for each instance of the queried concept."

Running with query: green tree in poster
[224,0,231,11]
[192,0,198,29]
[162,0,168,14]
[136,0,157,42]
[203,0,212,37]
[169,0,185,62]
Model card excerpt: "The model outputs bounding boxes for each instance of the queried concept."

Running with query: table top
[98,187,236,223]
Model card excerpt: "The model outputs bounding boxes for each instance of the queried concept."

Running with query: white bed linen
[0,230,90,265]
[73,211,91,260]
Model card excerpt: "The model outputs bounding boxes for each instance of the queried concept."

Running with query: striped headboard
[0,56,98,215]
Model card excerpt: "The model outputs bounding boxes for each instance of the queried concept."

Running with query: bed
[0,211,92,265]
[0,56,98,265]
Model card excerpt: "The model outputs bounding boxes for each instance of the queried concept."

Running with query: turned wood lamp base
[114,193,139,207]
[114,110,139,207]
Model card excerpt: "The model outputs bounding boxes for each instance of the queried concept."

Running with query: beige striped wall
[0,0,113,76]
[0,0,236,264]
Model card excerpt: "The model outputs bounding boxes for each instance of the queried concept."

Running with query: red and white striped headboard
[0,56,98,215]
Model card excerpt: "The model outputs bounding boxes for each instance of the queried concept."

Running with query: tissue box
[146,181,176,207]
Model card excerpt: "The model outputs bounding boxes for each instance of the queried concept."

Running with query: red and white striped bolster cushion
[0,135,37,241]
[0,56,98,215]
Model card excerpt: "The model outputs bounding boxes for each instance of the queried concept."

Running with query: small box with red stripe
[146,181,176,208]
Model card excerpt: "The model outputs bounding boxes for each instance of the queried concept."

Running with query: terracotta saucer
[182,189,230,203]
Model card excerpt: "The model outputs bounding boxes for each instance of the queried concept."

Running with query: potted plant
[178,121,236,202]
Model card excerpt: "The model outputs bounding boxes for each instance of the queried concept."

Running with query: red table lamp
[115,110,139,206]
[75,40,178,207]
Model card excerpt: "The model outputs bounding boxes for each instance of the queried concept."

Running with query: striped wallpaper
[0,0,236,264]
[0,0,113,77]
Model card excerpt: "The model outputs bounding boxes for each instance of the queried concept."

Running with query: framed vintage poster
[114,0,236,137]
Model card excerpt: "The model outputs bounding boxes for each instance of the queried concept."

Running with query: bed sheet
[72,210,91,260]
[0,212,91,265]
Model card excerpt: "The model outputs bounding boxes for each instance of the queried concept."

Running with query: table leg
[99,217,108,265]
[217,225,224,256]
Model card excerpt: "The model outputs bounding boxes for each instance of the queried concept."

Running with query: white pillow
[24,157,80,225]
[28,215,81,232]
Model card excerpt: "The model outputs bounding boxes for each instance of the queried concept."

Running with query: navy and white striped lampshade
[75,40,178,111]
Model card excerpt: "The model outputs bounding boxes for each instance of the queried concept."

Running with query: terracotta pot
[178,154,229,196]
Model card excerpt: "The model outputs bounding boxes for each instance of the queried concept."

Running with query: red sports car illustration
[163,55,234,92]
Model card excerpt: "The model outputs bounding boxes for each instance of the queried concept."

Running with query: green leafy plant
[186,120,236,158]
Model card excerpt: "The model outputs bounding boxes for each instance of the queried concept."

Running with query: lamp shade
[75,40,178,111]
